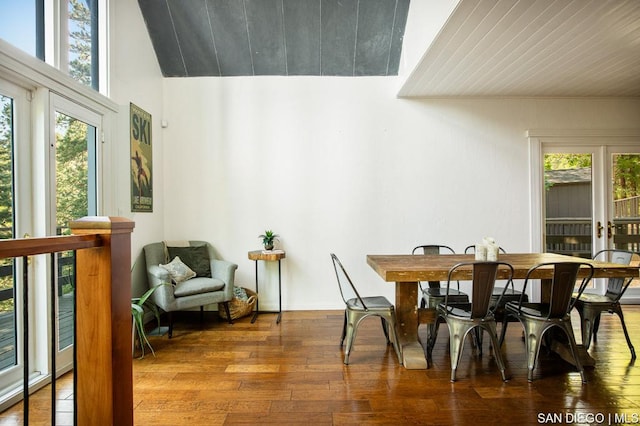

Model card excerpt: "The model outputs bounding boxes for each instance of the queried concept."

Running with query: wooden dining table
[366,252,640,369]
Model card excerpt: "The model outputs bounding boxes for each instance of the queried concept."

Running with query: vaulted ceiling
[138,0,640,97]
[137,0,410,77]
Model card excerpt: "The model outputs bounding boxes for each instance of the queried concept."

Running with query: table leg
[395,281,427,369]
[276,260,282,324]
[251,260,259,323]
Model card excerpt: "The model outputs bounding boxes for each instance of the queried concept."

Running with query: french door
[50,94,100,371]
[540,142,640,300]
[0,79,31,395]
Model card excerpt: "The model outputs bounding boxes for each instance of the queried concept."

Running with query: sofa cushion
[159,256,196,283]
[167,245,211,277]
[174,277,225,297]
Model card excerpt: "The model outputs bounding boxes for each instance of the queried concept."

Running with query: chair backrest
[520,262,594,319]
[412,245,455,255]
[444,261,514,318]
[412,245,455,289]
[330,253,367,309]
[464,245,507,254]
[593,249,636,301]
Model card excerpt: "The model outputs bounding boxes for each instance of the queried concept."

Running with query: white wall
[107,0,640,310]
[161,75,640,310]
[108,0,164,270]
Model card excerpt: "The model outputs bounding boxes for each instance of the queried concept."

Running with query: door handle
[596,221,603,239]
[607,221,613,239]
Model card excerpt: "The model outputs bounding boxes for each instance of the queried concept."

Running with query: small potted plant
[259,230,279,250]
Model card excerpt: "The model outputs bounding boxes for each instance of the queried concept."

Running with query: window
[0,1,37,57]
[0,0,103,91]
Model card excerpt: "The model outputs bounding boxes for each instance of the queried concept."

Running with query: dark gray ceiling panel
[321,0,358,76]
[168,0,220,76]
[283,0,321,75]
[207,0,253,76]
[245,0,286,75]
[138,0,185,77]
[387,0,410,75]
[355,0,396,76]
[138,0,409,77]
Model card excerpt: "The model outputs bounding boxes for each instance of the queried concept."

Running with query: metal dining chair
[433,261,514,382]
[499,262,594,383]
[330,253,402,365]
[412,245,469,353]
[413,245,469,308]
[573,249,637,359]
[464,245,528,353]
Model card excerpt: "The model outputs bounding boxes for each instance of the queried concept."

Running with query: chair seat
[438,304,494,321]
[492,287,527,305]
[573,292,616,305]
[174,277,226,297]
[423,287,468,300]
[346,296,394,311]
[505,301,571,319]
[493,286,523,297]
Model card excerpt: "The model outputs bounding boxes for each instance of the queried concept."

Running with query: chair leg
[427,316,442,358]
[222,302,233,325]
[521,321,546,382]
[499,315,510,347]
[560,322,586,384]
[592,313,602,342]
[576,305,600,350]
[343,312,360,365]
[484,322,508,381]
[380,317,391,344]
[200,306,204,323]
[446,319,470,382]
[385,314,402,364]
[168,312,174,338]
[614,307,636,359]
[474,328,484,355]
[340,311,347,347]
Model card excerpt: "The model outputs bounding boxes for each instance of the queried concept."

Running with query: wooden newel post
[70,216,135,426]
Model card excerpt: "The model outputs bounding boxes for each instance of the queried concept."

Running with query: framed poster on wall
[130,103,153,212]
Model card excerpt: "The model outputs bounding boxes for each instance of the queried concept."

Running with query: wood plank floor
[1,307,640,425]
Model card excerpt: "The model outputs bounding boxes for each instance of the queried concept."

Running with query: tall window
[62,0,99,89]
[0,94,16,374]
[0,0,100,90]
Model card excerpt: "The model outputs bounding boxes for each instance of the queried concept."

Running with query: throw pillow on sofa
[167,245,211,277]
[159,256,196,283]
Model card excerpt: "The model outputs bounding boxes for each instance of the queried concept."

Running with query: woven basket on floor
[218,288,257,320]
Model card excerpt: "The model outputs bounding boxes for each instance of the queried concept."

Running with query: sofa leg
[168,312,173,338]
[223,302,233,325]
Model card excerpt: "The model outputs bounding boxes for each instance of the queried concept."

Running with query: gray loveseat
[144,240,238,337]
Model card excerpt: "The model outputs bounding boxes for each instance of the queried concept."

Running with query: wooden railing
[546,217,640,256]
[0,216,134,426]
[614,196,640,218]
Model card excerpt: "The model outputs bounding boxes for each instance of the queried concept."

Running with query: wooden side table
[248,250,285,324]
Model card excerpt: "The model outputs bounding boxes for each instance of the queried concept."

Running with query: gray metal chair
[573,249,636,359]
[413,245,469,308]
[434,261,514,382]
[464,245,526,306]
[500,262,594,383]
[412,245,469,354]
[330,253,401,365]
[464,245,528,353]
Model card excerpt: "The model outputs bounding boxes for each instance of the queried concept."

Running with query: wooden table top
[367,253,639,282]
[248,250,286,261]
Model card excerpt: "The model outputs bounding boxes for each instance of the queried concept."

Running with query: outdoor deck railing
[0,216,134,426]
[546,217,640,257]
